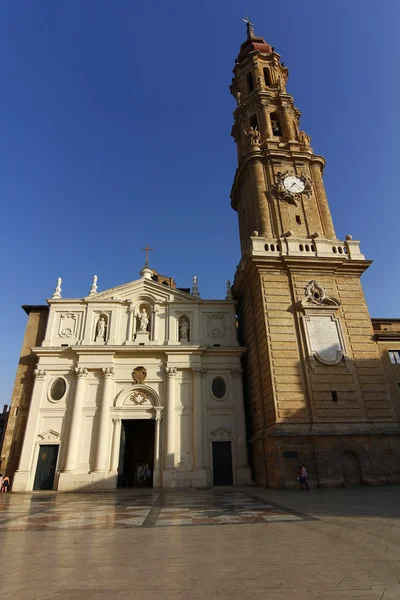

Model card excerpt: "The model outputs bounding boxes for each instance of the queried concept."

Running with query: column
[193,368,204,469]
[282,104,296,141]
[166,367,177,468]
[109,417,121,472]
[231,368,249,468]
[260,102,273,139]
[249,158,273,238]
[93,367,114,472]
[153,407,163,487]
[311,159,336,239]
[126,304,134,342]
[63,367,88,472]
[16,369,47,473]
[153,305,159,342]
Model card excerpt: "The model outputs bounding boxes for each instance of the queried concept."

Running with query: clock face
[283,175,305,194]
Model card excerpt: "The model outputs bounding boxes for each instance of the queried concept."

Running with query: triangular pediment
[85,277,200,304]
[37,429,60,442]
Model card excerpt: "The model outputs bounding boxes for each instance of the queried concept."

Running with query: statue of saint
[179,319,189,342]
[95,317,106,342]
[235,91,241,106]
[299,130,312,146]
[244,126,261,146]
[138,308,149,332]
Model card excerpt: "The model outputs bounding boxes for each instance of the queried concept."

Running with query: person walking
[2,476,10,493]
[300,464,310,491]
[0,474,3,493]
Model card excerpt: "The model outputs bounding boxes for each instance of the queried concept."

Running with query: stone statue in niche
[138,308,149,332]
[95,316,107,342]
[179,319,189,343]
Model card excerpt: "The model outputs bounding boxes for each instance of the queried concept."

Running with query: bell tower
[231,21,398,488]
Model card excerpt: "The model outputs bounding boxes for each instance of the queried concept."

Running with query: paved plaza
[1,486,400,599]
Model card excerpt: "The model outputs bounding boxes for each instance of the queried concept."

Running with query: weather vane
[141,244,153,268]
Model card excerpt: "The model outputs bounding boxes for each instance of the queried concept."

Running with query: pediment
[37,429,60,442]
[85,277,199,304]
[211,427,232,438]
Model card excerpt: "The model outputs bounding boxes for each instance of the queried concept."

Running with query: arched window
[249,114,258,130]
[270,112,282,136]
[247,72,254,92]
[263,67,271,86]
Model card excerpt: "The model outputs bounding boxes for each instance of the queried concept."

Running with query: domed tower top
[236,18,273,62]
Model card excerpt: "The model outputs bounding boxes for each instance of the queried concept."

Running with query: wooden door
[33,445,59,490]
[212,441,233,485]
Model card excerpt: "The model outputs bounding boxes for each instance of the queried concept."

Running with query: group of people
[0,474,10,493]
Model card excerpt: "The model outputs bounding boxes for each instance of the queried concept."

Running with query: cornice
[30,345,245,357]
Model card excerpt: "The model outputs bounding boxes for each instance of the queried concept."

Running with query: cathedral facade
[2,23,400,490]
[4,267,251,492]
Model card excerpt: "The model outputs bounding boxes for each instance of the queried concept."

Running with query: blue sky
[1,0,399,407]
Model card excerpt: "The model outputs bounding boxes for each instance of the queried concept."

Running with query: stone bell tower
[231,21,400,488]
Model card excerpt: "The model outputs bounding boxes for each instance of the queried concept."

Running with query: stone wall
[1,307,48,477]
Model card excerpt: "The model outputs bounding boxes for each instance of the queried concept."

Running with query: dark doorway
[341,450,362,486]
[212,441,233,485]
[33,445,59,490]
[118,420,155,488]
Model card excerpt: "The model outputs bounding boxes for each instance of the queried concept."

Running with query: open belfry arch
[230,20,400,487]
[2,21,400,491]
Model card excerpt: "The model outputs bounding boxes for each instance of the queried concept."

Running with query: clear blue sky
[1,1,399,407]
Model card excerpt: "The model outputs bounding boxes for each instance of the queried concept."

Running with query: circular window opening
[50,378,66,401]
[211,377,227,400]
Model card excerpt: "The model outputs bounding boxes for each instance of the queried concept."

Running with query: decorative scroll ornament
[130,391,148,405]
[208,313,225,338]
[303,280,339,307]
[271,170,312,206]
[133,366,147,384]
[34,368,47,380]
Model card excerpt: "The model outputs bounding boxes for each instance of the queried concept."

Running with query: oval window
[50,378,66,401]
[211,377,227,400]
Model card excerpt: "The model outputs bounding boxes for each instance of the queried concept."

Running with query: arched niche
[94,312,109,343]
[132,301,153,340]
[178,314,190,343]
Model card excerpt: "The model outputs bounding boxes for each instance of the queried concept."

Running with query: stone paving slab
[1,486,400,599]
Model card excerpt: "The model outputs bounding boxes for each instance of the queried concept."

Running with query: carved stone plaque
[305,315,344,365]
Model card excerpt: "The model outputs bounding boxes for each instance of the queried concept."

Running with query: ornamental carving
[130,391,149,405]
[303,280,339,307]
[133,366,147,384]
[58,313,78,338]
[208,313,225,339]
[34,368,47,380]
[271,170,312,206]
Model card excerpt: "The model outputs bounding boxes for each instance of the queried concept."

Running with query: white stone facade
[13,270,251,491]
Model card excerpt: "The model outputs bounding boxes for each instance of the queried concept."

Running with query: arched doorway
[341,450,362,486]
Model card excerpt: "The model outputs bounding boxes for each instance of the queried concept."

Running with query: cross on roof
[141,245,153,268]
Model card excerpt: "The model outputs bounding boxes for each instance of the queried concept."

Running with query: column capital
[102,367,114,378]
[33,368,47,380]
[74,367,88,379]
[112,417,121,424]
[166,366,177,378]
[231,368,243,379]
[193,368,205,378]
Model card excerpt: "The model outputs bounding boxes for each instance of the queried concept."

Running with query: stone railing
[248,234,365,261]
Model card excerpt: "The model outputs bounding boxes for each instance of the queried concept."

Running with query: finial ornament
[89,275,98,296]
[192,276,199,297]
[52,277,62,299]
[242,16,255,39]
[226,280,233,300]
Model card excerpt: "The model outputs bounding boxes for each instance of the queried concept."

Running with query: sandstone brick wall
[1,308,48,477]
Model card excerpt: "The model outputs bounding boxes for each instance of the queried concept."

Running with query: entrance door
[212,441,233,485]
[341,450,362,486]
[33,445,59,490]
[118,420,155,488]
